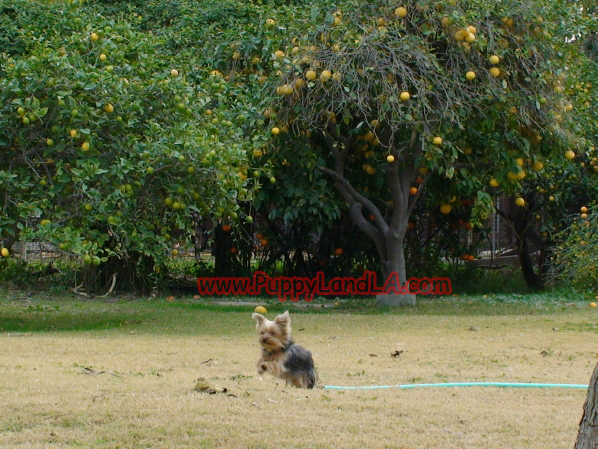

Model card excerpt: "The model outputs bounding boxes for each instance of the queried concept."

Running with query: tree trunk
[376,229,416,307]
[497,195,545,290]
[574,362,598,449]
[376,238,416,306]
[516,227,542,290]
[83,251,155,294]
[213,225,233,277]
[317,128,421,307]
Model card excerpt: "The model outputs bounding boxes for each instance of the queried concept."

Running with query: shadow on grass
[0,304,148,333]
[0,297,268,335]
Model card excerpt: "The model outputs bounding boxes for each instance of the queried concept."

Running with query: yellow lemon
[305,70,317,81]
[395,7,407,18]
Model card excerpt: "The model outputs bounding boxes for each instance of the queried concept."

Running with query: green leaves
[0,2,254,287]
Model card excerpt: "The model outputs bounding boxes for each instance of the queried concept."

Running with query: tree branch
[318,166,388,235]
[348,202,387,262]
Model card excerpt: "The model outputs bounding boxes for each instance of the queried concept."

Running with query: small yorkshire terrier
[252,310,316,389]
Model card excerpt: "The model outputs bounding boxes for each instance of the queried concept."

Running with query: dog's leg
[256,358,267,375]
[290,375,306,388]
[257,360,286,377]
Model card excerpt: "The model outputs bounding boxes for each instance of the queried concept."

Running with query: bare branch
[318,166,389,235]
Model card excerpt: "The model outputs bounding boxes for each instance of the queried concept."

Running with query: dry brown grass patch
[1,305,596,448]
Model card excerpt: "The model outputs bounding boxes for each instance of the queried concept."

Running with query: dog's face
[252,310,291,351]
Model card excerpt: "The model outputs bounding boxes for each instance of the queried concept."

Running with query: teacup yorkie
[251,310,316,389]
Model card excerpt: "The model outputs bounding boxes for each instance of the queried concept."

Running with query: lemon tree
[492,7,598,291]
[542,13,598,292]
[0,3,253,291]
[255,0,584,304]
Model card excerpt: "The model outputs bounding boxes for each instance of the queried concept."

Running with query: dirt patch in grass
[0,296,596,448]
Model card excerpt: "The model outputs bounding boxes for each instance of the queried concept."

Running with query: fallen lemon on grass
[590,302,597,308]
[254,305,267,314]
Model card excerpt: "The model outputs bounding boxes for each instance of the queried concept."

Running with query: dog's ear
[274,310,291,333]
[252,313,266,327]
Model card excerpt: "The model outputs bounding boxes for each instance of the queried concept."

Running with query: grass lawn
[0,289,596,448]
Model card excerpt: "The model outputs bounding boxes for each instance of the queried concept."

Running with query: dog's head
[252,310,291,351]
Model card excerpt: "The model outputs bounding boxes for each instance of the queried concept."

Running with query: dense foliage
[0,1,257,290]
[0,0,597,295]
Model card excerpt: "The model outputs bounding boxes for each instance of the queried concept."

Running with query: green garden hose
[324,382,588,390]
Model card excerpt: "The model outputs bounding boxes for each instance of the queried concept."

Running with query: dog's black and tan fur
[252,311,316,389]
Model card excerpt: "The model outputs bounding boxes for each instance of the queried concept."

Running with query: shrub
[549,213,598,290]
